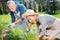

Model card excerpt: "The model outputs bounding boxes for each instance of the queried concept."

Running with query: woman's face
[8,3,16,12]
[27,15,37,24]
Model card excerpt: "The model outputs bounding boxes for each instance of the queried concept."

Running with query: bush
[3,27,38,40]
[0,22,8,40]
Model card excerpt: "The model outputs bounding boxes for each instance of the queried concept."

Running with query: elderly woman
[22,9,60,40]
[7,0,28,29]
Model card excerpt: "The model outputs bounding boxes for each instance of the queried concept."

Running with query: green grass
[53,13,60,18]
[0,14,11,40]
[0,14,11,29]
[0,14,10,29]
[0,14,11,23]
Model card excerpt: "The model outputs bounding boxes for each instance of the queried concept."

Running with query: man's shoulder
[17,4,25,8]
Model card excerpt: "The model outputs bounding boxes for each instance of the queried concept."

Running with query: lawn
[0,14,11,23]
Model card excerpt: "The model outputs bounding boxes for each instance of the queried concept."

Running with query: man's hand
[8,19,22,28]
[8,23,15,28]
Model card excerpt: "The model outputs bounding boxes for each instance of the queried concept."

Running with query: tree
[0,3,3,15]
[0,0,8,15]
[46,0,57,14]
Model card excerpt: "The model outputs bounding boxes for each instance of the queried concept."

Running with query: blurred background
[0,0,60,15]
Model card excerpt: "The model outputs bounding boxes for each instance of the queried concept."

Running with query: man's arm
[14,19,22,25]
[14,4,27,24]
[10,11,15,23]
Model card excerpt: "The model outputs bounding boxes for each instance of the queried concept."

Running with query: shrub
[4,26,38,40]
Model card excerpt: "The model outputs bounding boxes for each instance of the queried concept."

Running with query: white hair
[7,0,16,5]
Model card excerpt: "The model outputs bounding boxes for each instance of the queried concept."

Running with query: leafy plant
[0,22,8,40]
[3,25,39,40]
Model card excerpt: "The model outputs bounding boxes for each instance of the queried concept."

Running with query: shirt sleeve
[39,16,47,35]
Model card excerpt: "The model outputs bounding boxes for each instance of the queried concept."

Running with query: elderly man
[22,9,60,40]
[7,0,28,29]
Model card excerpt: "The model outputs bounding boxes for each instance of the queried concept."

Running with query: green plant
[3,26,39,40]
[0,22,8,40]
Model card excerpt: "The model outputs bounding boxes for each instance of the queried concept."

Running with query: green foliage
[4,27,38,40]
[0,14,11,40]
[0,21,8,40]
[0,2,8,15]
[0,3,4,15]
[3,3,8,14]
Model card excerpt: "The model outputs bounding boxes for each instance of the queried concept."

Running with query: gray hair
[7,0,16,5]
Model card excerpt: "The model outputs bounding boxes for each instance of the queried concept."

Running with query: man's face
[27,15,37,24]
[8,3,16,12]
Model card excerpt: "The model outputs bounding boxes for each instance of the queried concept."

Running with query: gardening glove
[8,23,15,28]
[30,27,34,32]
